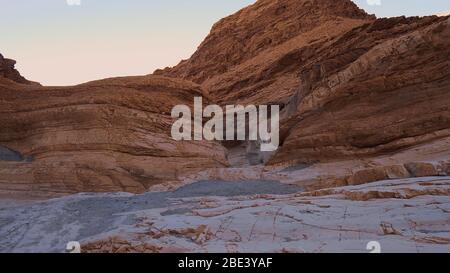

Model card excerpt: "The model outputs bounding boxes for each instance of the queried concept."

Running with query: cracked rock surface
[1,177,448,253]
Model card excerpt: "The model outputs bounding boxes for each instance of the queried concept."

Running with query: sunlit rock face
[0,54,37,85]
[156,0,375,106]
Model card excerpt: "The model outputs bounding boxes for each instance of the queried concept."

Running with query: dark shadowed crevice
[0,146,34,162]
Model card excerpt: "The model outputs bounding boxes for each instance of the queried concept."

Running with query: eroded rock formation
[0,75,227,196]
[156,0,375,105]
[158,0,450,172]
[0,54,37,85]
[271,15,450,165]
[0,0,449,253]
[0,0,449,197]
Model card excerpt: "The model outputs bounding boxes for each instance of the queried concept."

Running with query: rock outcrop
[157,0,450,171]
[0,75,227,196]
[0,54,37,85]
[156,0,375,105]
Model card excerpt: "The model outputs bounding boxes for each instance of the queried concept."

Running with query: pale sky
[1,0,449,86]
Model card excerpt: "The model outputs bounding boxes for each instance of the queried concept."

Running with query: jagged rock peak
[0,53,37,85]
[155,0,375,82]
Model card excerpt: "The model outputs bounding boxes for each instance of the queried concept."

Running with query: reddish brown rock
[441,161,450,175]
[1,0,449,196]
[156,0,375,105]
[0,54,38,85]
[0,75,227,196]
[405,162,440,177]
[158,0,449,171]
[269,16,450,165]
[347,168,389,186]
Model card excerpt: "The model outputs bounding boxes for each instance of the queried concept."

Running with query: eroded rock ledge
[0,0,449,200]
[0,54,37,85]
[0,76,227,196]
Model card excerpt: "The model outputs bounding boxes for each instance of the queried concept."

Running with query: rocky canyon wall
[158,0,450,169]
[1,0,449,196]
[0,76,227,196]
